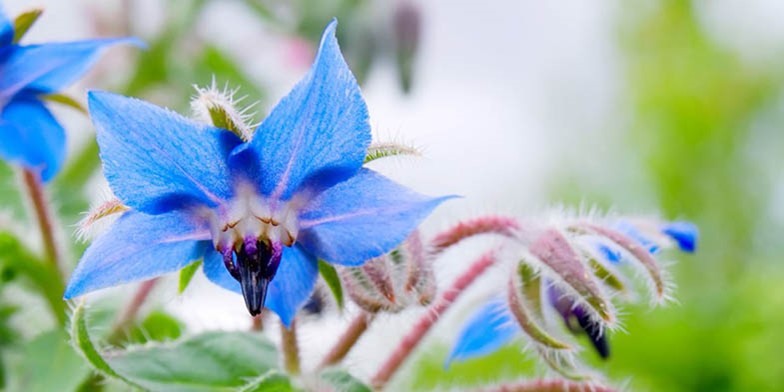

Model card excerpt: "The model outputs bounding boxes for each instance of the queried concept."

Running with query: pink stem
[21,169,61,275]
[430,216,520,256]
[370,250,497,390]
[319,312,374,369]
[480,379,616,392]
[108,278,158,343]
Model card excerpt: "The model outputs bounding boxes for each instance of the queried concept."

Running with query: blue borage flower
[446,218,697,367]
[0,4,141,181]
[64,20,451,326]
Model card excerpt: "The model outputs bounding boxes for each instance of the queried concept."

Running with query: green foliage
[0,233,66,325]
[319,369,372,392]
[318,259,344,309]
[71,303,282,391]
[178,260,203,294]
[408,343,537,390]
[8,330,90,392]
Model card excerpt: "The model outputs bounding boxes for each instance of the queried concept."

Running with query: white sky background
[6,0,784,381]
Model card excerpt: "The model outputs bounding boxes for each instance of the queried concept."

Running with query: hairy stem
[108,278,158,344]
[370,250,497,390]
[281,320,301,375]
[21,169,61,276]
[480,379,616,392]
[319,312,374,369]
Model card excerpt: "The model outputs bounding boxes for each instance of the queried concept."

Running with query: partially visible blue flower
[0,4,141,181]
[64,20,451,326]
[445,297,518,365]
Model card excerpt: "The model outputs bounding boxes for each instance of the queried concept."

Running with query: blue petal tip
[661,221,698,253]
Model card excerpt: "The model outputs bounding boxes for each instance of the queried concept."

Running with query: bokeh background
[1,0,783,391]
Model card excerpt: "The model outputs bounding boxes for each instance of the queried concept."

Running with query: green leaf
[126,310,183,344]
[71,302,134,385]
[71,302,281,392]
[12,8,43,43]
[178,260,203,294]
[319,369,372,392]
[239,371,295,392]
[7,330,90,391]
[0,233,66,325]
[318,260,344,309]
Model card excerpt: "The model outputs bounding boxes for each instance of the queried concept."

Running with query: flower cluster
[445,212,697,379]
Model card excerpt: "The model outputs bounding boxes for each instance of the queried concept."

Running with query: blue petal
[266,246,318,327]
[0,97,64,181]
[0,5,12,46]
[0,38,143,100]
[446,298,518,365]
[232,19,370,201]
[297,168,453,266]
[89,91,242,214]
[64,210,211,298]
[661,221,698,253]
[202,245,318,327]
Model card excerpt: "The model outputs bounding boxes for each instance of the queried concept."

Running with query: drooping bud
[191,80,256,140]
[528,229,615,326]
[393,1,421,93]
[547,285,609,359]
[340,232,436,313]
[507,262,573,351]
[578,223,667,303]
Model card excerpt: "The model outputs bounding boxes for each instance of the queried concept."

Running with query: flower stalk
[21,169,62,277]
[281,320,301,375]
[370,250,497,390]
[108,278,159,344]
[319,312,374,369]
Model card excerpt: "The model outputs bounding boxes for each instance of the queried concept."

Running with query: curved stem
[319,312,374,369]
[370,250,497,390]
[21,169,61,276]
[479,379,616,392]
[281,319,301,375]
[108,278,158,344]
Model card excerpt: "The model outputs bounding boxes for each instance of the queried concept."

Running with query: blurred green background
[1,0,783,391]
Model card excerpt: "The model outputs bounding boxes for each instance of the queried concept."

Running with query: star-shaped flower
[64,20,451,326]
[0,4,140,181]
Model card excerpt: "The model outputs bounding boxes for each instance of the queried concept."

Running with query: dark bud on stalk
[393,0,421,93]
[224,239,283,316]
[548,284,610,359]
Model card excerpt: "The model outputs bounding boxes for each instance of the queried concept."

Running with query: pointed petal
[0,5,12,46]
[202,245,318,327]
[0,98,64,181]
[0,38,143,100]
[298,168,453,266]
[661,221,698,253]
[89,91,242,213]
[233,19,370,200]
[64,210,211,298]
[446,298,518,365]
[266,246,318,327]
